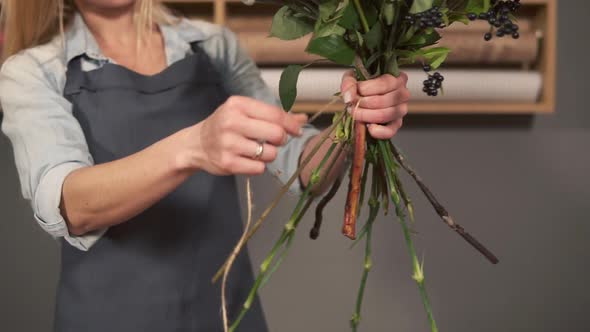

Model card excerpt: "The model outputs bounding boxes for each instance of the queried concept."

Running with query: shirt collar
[64,12,208,65]
[64,13,105,63]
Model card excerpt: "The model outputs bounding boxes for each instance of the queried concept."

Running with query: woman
[0,0,409,331]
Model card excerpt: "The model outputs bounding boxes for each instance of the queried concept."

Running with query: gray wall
[2,2,589,331]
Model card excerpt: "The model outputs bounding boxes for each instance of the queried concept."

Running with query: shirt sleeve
[218,26,322,194]
[0,53,107,251]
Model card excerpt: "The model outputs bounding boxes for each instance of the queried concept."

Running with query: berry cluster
[405,6,445,29]
[468,0,521,41]
[421,64,444,97]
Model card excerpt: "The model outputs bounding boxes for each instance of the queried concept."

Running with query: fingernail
[344,91,352,104]
[346,105,352,114]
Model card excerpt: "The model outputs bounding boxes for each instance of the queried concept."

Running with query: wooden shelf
[163,0,557,114]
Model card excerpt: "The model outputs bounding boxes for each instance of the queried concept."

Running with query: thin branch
[310,144,348,239]
[389,141,499,265]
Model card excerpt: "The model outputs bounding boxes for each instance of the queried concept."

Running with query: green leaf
[306,34,355,66]
[339,0,360,30]
[270,6,314,40]
[400,25,418,44]
[315,20,347,38]
[410,0,434,14]
[279,65,304,111]
[397,49,423,64]
[319,0,341,21]
[422,47,451,69]
[364,21,383,51]
[447,13,470,25]
[364,2,380,27]
[399,29,441,47]
[446,0,469,11]
[464,0,491,13]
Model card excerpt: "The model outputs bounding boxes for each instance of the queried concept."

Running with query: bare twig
[389,141,499,264]
[310,144,347,239]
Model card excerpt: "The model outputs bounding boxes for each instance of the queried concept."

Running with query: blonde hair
[1,0,173,61]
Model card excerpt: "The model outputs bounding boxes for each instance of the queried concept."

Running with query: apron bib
[56,42,267,332]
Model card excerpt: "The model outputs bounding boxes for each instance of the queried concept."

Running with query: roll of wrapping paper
[226,16,533,33]
[226,15,533,33]
[258,69,542,102]
[226,16,273,32]
[443,19,533,32]
[235,32,321,64]
[437,30,539,64]
[236,30,539,65]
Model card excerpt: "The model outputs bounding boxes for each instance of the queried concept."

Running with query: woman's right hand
[185,96,308,176]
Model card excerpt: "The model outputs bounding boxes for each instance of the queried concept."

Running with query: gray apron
[56,42,268,332]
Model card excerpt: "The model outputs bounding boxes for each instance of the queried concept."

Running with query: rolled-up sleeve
[0,53,105,250]
[218,27,321,194]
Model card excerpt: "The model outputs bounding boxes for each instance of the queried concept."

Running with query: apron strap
[63,55,86,99]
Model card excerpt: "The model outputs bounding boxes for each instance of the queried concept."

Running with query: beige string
[219,85,357,331]
[221,177,254,332]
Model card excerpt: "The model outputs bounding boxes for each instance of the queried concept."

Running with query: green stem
[378,141,401,206]
[381,144,438,332]
[351,164,380,332]
[393,172,415,223]
[229,143,339,332]
[261,197,314,287]
[353,0,371,33]
[387,56,400,77]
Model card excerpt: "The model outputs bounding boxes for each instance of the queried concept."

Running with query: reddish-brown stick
[343,120,366,240]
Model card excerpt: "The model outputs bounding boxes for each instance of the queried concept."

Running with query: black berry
[408,6,447,30]
[479,0,522,42]
[422,72,445,97]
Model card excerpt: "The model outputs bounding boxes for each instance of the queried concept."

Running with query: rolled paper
[236,31,321,64]
[259,69,542,102]
[442,18,533,32]
[236,30,539,65]
[226,16,273,32]
[437,31,539,65]
[226,16,533,33]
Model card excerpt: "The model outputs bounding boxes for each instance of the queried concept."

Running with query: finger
[358,74,405,97]
[353,103,408,124]
[359,88,410,109]
[367,119,403,140]
[399,71,409,86]
[237,118,287,146]
[237,139,278,163]
[230,96,303,136]
[340,69,358,104]
[291,112,309,125]
[231,157,267,176]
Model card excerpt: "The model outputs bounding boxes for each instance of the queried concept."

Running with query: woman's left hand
[340,70,410,140]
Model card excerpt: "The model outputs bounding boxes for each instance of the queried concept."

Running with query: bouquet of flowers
[214,1,521,331]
